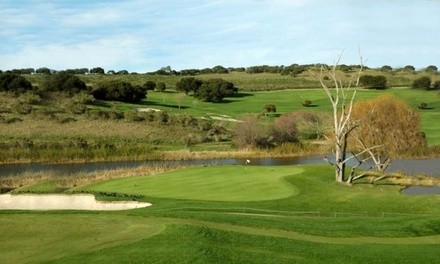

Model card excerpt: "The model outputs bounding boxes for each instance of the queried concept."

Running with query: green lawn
[1,165,440,263]
[78,166,301,201]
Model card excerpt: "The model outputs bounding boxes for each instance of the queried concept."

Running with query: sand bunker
[0,194,151,211]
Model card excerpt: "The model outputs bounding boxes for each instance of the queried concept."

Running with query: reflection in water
[0,156,438,195]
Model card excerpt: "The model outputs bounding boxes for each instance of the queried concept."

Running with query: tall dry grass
[1,165,183,192]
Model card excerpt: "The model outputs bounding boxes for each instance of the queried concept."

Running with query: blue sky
[1,0,439,72]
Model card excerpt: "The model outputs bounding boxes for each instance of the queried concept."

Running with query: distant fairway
[80,166,302,201]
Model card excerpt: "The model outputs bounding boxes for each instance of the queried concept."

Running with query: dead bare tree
[319,50,364,183]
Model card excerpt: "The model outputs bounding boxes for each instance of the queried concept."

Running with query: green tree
[194,78,236,103]
[380,65,393,72]
[212,65,229,74]
[425,65,438,72]
[36,67,51,74]
[90,67,105,75]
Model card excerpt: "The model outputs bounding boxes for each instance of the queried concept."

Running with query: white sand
[0,194,151,211]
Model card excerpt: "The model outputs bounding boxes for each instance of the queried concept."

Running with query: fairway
[80,166,302,201]
[1,165,440,263]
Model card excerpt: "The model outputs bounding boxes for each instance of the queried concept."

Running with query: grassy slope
[1,165,439,263]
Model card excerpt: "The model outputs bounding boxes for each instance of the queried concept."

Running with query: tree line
[2,64,438,77]
[0,72,238,103]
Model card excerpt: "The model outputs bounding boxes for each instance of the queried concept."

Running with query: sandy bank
[0,194,151,211]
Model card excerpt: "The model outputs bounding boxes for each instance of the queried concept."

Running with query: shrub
[13,103,33,115]
[42,73,87,93]
[92,80,147,103]
[67,103,87,115]
[276,111,330,140]
[176,77,203,94]
[412,76,432,90]
[433,80,440,90]
[124,112,145,122]
[58,116,77,124]
[156,82,166,92]
[0,73,33,94]
[143,81,156,91]
[18,93,42,105]
[263,104,277,113]
[302,100,312,107]
[234,115,275,149]
[418,102,428,109]
[108,108,124,120]
[87,109,110,120]
[359,75,387,89]
[4,117,23,124]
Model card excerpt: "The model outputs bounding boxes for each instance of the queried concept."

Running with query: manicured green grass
[77,166,302,201]
[1,165,440,263]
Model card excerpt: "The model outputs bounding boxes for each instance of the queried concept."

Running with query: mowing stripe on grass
[80,166,302,201]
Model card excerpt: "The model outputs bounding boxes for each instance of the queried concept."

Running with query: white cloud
[0,35,145,71]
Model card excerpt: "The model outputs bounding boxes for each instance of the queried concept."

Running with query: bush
[143,81,156,91]
[124,112,145,122]
[58,116,77,124]
[156,82,166,92]
[176,77,202,94]
[433,80,440,90]
[0,73,33,94]
[302,100,312,107]
[92,80,147,103]
[108,108,124,120]
[418,102,428,109]
[67,103,87,115]
[42,73,87,93]
[412,76,431,90]
[359,75,387,89]
[3,117,23,124]
[263,104,277,113]
[87,109,110,120]
[13,103,33,115]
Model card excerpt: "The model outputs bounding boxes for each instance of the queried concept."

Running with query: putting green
[82,166,302,201]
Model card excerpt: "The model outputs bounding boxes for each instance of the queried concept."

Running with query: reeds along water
[0,165,183,193]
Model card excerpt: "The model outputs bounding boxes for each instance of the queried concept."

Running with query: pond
[0,156,438,195]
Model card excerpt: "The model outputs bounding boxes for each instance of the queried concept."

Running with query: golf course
[1,165,440,263]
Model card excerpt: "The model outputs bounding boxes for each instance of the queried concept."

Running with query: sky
[1,0,439,72]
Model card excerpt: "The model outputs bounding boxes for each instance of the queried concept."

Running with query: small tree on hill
[194,78,236,103]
